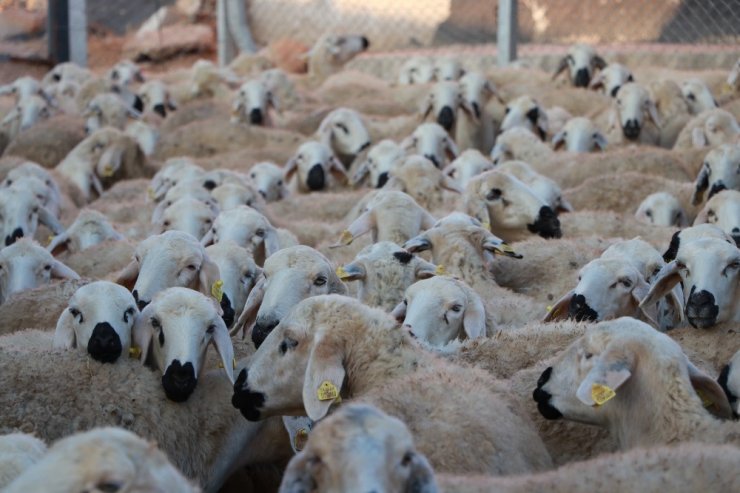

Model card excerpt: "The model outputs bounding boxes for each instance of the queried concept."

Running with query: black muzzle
[527,206,562,239]
[162,360,197,402]
[686,288,719,329]
[533,367,562,420]
[568,294,599,322]
[306,164,326,191]
[87,322,123,363]
[232,368,266,421]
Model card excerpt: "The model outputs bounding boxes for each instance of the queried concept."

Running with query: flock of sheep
[0,33,739,492]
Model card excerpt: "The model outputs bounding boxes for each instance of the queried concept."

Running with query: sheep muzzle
[232,368,266,421]
[686,288,719,329]
[87,322,122,363]
[162,360,197,402]
[307,165,326,191]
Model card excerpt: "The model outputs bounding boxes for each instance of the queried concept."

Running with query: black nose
[162,360,197,402]
[533,367,562,420]
[717,365,739,418]
[527,206,562,239]
[686,288,719,329]
[437,106,455,132]
[574,68,590,87]
[132,95,144,113]
[708,182,727,200]
[568,294,599,322]
[221,292,235,328]
[5,227,23,246]
[252,317,279,349]
[132,290,149,311]
[306,164,326,191]
[249,108,264,125]
[622,119,641,140]
[232,368,266,421]
[87,322,123,363]
[610,85,621,98]
[376,171,389,189]
[153,103,167,118]
[203,179,217,191]
[361,36,369,50]
[424,154,440,168]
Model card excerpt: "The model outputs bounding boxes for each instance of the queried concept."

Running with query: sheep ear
[576,345,634,406]
[420,210,437,230]
[691,166,709,205]
[279,452,317,493]
[558,197,574,213]
[645,99,662,128]
[639,262,682,314]
[336,261,365,282]
[38,207,64,235]
[350,160,370,186]
[443,135,460,161]
[132,304,154,364]
[210,317,235,384]
[414,258,438,280]
[47,231,70,255]
[53,308,77,349]
[232,273,265,338]
[198,255,222,299]
[303,333,345,421]
[333,210,374,247]
[552,56,571,80]
[691,127,708,148]
[328,262,348,295]
[594,132,608,151]
[593,55,607,70]
[263,227,281,257]
[403,234,432,253]
[405,452,439,493]
[463,292,486,339]
[390,300,406,322]
[51,260,80,280]
[284,157,298,184]
[632,277,659,326]
[116,259,140,290]
[687,362,734,420]
[483,81,504,103]
[551,130,566,150]
[544,290,574,322]
[439,173,462,194]
[459,99,479,123]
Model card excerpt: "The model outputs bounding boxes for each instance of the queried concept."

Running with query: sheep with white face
[681,78,717,115]
[552,44,607,87]
[137,80,176,118]
[433,58,464,81]
[231,79,278,126]
[691,143,740,205]
[419,81,474,135]
[47,209,124,254]
[552,117,607,153]
[317,108,371,168]
[148,158,204,202]
[351,139,405,189]
[307,33,369,80]
[609,82,662,144]
[457,71,501,153]
[284,141,348,193]
[588,63,634,97]
[3,162,61,217]
[496,160,573,214]
[442,149,494,189]
[0,186,63,248]
[398,56,435,85]
[106,60,144,89]
[132,287,234,402]
[151,178,219,224]
[206,241,261,328]
[211,182,264,212]
[384,155,462,211]
[53,281,138,364]
[500,96,549,141]
[634,192,688,227]
[247,162,287,202]
[401,122,459,169]
[0,95,52,137]
[155,196,216,241]
[0,239,79,304]
[693,190,740,246]
[0,76,45,102]
[83,93,139,134]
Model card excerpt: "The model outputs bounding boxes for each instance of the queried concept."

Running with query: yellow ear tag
[482,221,491,231]
[317,380,339,401]
[147,188,156,200]
[435,265,446,275]
[294,428,309,451]
[101,165,115,178]
[336,265,349,280]
[591,383,616,406]
[129,346,142,359]
[218,358,237,369]
[546,305,553,312]
[721,83,733,95]
[47,235,55,246]
[498,243,516,254]
[695,389,714,408]
[339,230,353,245]
[211,280,224,303]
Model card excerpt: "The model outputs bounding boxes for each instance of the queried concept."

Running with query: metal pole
[68,0,87,66]
[48,0,70,64]
[217,0,235,66]
[497,0,518,66]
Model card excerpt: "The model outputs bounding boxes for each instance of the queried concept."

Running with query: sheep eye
[205,218,212,224]
[486,188,503,201]
[645,210,652,218]
[97,482,121,493]
[246,200,252,206]
[504,107,510,114]
[277,180,283,186]
[335,123,349,134]
[676,262,687,271]
[186,264,197,271]
[727,260,740,271]
[450,304,462,313]
[44,264,52,271]
[314,276,327,286]
[69,307,83,322]
[620,278,632,288]
[686,93,696,101]
[401,452,414,467]
[279,337,298,355]
[403,299,408,306]
[251,173,256,179]
[707,209,715,218]
[163,220,170,227]
[584,352,593,360]
[123,307,135,323]
[206,324,215,334]
[150,318,161,329]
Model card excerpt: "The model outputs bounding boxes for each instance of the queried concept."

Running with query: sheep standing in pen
[442,149,494,189]
[316,107,372,169]
[456,71,501,153]
[419,80,474,137]
[499,96,549,140]
[401,122,459,168]
[551,116,607,152]
[247,161,288,201]
[588,62,634,97]
[231,79,279,127]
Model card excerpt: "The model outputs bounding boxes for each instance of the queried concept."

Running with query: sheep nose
[376,171,389,189]
[87,322,123,363]
[252,317,280,349]
[162,360,197,402]
[568,294,598,322]
[306,164,325,191]
[203,179,217,190]
[249,108,264,125]
[533,367,562,420]
[437,106,455,132]
[231,368,266,421]
[5,227,23,246]
[686,288,719,329]
[708,182,727,200]
[153,103,167,118]
[220,292,235,328]
[622,119,641,140]
[527,206,562,239]
[574,68,590,87]
[132,95,144,113]
[360,36,370,49]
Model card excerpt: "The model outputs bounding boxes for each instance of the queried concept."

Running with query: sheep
[106,60,145,89]
[205,241,260,328]
[588,62,634,97]
[419,81,473,136]
[552,44,606,88]
[151,177,219,221]
[499,95,548,140]
[231,79,278,127]
[551,116,607,152]
[211,182,264,212]
[464,170,562,241]
[2,161,62,217]
[53,281,138,364]
[384,155,462,211]
[635,192,688,227]
[232,294,553,475]
[154,196,216,241]
[0,76,46,103]
[246,161,287,202]
[231,245,346,348]
[718,349,740,417]
[662,223,734,263]
[0,239,79,304]
[279,403,438,493]
[496,160,573,213]
[673,108,740,150]
[350,139,404,189]
[693,190,740,245]
[0,183,63,247]
[337,241,437,310]
[284,140,348,193]
[148,157,204,201]
[391,275,488,347]
[433,58,464,82]
[137,79,177,118]
[0,433,47,489]
[681,78,718,115]
[545,106,573,137]
[306,33,369,82]
[456,71,501,154]
[187,59,242,99]
[316,107,372,169]
[398,56,434,85]
[202,205,297,266]
[5,427,199,493]
[41,62,93,88]
[333,190,436,247]
[83,93,139,133]
[533,317,736,452]
[640,237,740,328]
[691,143,740,206]
[490,127,553,165]
[0,94,52,138]
[259,68,300,107]
[401,122,459,169]
[442,149,494,189]
[115,230,221,310]
[604,82,662,146]
[124,120,159,157]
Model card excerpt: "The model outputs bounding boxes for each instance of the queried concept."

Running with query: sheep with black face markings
[693,190,740,246]
[350,139,405,189]
[552,44,607,88]
[419,81,474,138]
[682,78,718,115]
[499,96,548,141]
[635,192,688,227]
[456,71,502,154]
[284,140,348,193]
[401,122,459,169]
[231,79,278,127]
[496,160,573,214]
[398,56,434,85]
[603,82,662,146]
[691,143,740,206]
[588,62,634,97]
[0,183,63,247]
[317,107,372,169]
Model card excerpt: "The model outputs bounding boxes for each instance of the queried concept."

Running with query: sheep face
[642,238,740,329]
[83,93,131,133]
[156,197,215,241]
[420,81,473,133]
[662,224,734,263]
[117,231,220,310]
[248,162,286,202]
[459,71,501,120]
[553,44,606,88]
[318,108,371,160]
[634,192,687,227]
[211,182,263,211]
[138,80,176,118]
[0,95,51,135]
[206,242,260,328]
[433,58,464,82]
[4,163,62,216]
[612,83,661,142]
[47,210,123,254]
[53,281,138,363]
[106,60,144,88]
[691,144,740,205]
[495,160,572,214]
[233,246,346,349]
[280,404,437,493]
[0,239,79,304]
[149,159,204,202]
[0,76,42,102]
[718,351,740,417]
[384,155,462,211]
[284,141,348,192]
[391,276,485,347]
[317,34,369,67]
[398,56,434,85]
[500,96,548,140]
[694,190,740,246]
[401,123,459,169]
[552,117,607,153]
[151,178,218,223]
[0,183,62,247]
[691,110,740,149]
[351,140,405,189]
[133,287,234,402]
[681,79,717,115]
[443,149,494,189]
[41,62,90,87]
[232,80,276,126]
[588,63,633,98]
[203,206,278,265]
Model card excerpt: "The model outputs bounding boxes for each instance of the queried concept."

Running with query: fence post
[217,0,235,66]
[47,0,87,66]
[497,0,518,66]
[68,0,87,66]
